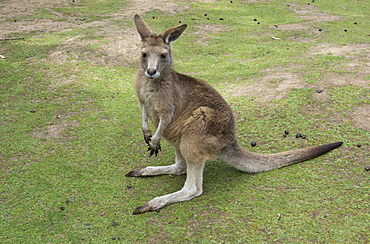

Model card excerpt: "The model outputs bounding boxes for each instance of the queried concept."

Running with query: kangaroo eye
[142,53,147,58]
[160,54,167,59]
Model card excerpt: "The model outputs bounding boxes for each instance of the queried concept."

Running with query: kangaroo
[126,14,343,215]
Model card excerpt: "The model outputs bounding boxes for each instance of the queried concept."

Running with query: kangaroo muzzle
[145,58,160,79]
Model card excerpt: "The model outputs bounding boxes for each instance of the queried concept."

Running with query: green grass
[1,0,369,243]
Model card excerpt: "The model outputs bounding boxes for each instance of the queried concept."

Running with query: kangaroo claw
[125,170,142,177]
[133,203,161,215]
[148,142,161,157]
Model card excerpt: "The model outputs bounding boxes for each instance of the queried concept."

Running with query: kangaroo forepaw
[147,142,161,157]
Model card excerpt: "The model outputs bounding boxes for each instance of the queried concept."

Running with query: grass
[1,0,369,243]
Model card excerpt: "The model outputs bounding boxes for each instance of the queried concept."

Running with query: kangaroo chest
[138,78,177,127]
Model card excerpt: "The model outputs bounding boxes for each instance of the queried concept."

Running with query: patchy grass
[1,0,369,243]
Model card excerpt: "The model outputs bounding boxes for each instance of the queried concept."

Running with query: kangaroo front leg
[141,104,152,144]
[147,108,174,157]
[132,160,205,214]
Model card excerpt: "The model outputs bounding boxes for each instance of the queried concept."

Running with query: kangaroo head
[134,14,187,79]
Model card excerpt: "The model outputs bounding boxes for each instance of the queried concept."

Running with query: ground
[1,0,369,243]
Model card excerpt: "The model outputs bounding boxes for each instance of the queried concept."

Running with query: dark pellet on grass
[301,135,306,139]
[319,28,323,31]
[30,110,36,113]
[60,207,65,210]
[251,142,257,147]
[344,29,348,32]
[365,166,370,171]
[284,130,289,135]
[357,144,362,148]
[296,133,302,138]
[219,18,224,20]
[316,89,323,93]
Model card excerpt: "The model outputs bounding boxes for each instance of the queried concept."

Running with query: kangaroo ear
[134,14,153,41]
[162,24,187,44]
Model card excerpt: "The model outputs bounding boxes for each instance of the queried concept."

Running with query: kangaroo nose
[147,68,157,76]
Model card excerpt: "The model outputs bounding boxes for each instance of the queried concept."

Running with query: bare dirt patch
[31,120,79,140]
[194,24,226,44]
[286,2,342,22]
[226,66,310,103]
[275,3,341,42]
[0,0,191,66]
[351,105,370,131]
[310,43,370,57]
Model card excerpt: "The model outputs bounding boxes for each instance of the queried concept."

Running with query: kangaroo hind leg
[132,135,215,214]
[132,157,206,214]
[126,147,186,177]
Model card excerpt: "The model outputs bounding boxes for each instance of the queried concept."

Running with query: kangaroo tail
[219,141,343,173]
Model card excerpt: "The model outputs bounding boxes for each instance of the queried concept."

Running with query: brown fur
[126,15,342,214]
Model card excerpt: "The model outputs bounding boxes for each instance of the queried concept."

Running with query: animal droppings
[251,142,257,147]
[284,130,289,135]
[296,133,302,138]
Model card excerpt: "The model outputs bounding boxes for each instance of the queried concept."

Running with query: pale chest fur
[135,73,177,127]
